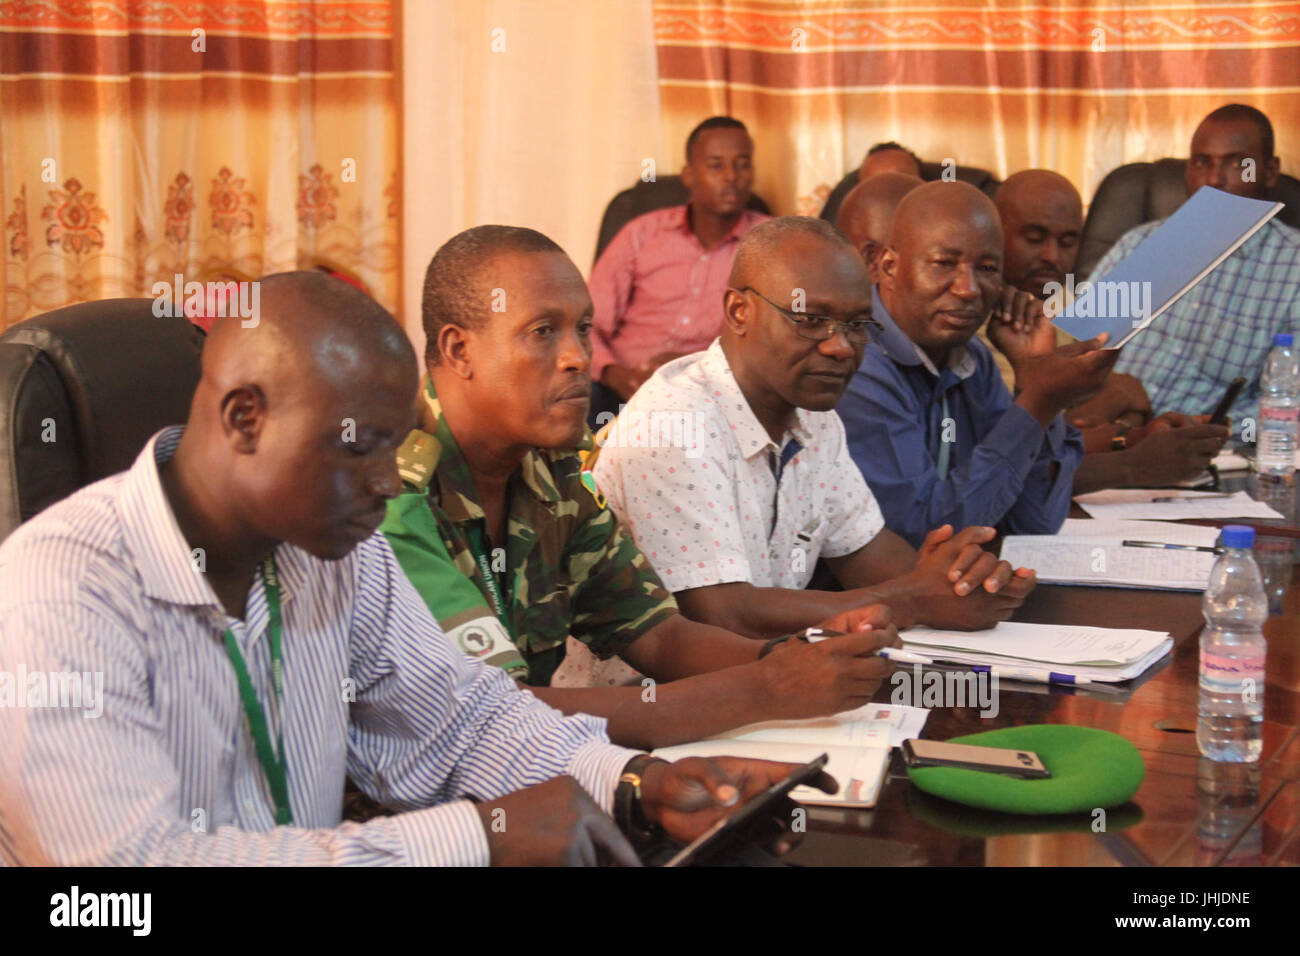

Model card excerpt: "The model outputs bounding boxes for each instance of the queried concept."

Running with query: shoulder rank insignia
[579,468,606,509]
[395,428,440,491]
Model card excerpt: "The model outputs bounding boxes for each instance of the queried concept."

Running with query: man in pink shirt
[588,116,770,426]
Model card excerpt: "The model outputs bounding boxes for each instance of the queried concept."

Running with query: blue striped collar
[118,426,303,612]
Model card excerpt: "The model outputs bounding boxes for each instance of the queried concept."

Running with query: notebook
[653,702,928,808]
[1001,518,1220,590]
[900,621,1173,683]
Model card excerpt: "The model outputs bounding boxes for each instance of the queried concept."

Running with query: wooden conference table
[789,475,1300,867]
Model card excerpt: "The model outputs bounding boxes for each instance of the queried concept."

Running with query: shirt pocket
[785,517,830,584]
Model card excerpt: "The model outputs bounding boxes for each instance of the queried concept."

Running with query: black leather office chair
[818,160,1002,226]
[0,299,205,542]
[1077,159,1300,277]
[593,174,772,263]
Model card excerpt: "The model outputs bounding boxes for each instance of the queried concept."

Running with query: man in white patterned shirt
[0,271,832,866]
[594,217,1038,639]
[1090,104,1300,424]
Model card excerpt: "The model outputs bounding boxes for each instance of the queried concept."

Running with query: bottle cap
[1220,525,1255,549]
[1274,333,1294,347]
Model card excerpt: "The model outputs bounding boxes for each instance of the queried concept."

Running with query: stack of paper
[653,702,928,808]
[1073,488,1284,521]
[901,621,1173,683]
[1002,518,1220,590]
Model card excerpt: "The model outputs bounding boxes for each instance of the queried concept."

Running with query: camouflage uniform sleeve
[380,490,529,679]
[565,504,679,661]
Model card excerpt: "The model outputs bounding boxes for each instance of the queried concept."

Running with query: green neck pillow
[905,725,1145,815]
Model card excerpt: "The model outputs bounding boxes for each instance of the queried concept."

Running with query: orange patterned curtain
[0,0,399,330]
[653,0,1300,217]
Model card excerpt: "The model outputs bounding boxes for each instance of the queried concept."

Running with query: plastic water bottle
[1257,332,1298,476]
[1197,525,1267,762]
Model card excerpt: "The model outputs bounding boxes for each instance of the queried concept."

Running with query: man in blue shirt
[836,181,1115,546]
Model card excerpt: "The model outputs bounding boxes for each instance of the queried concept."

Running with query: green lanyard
[466,522,511,633]
[220,557,292,826]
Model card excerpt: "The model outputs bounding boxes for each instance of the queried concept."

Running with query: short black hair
[1202,104,1275,159]
[685,116,750,162]
[865,141,920,163]
[421,225,565,363]
[729,216,857,288]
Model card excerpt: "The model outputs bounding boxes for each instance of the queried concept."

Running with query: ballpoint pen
[1122,539,1222,554]
[1151,493,1234,502]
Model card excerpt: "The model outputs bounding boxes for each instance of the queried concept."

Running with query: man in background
[858,142,922,182]
[836,171,922,283]
[1091,103,1300,424]
[588,116,769,425]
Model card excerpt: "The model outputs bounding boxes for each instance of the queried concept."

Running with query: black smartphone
[1208,376,1247,425]
[902,739,1051,778]
[659,753,830,867]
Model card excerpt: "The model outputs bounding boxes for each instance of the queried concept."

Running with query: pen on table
[1151,493,1234,502]
[970,664,1092,686]
[878,648,934,665]
[1122,539,1223,554]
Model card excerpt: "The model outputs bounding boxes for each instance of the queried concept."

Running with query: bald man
[997,170,1229,473]
[836,172,922,283]
[858,142,922,182]
[595,216,1036,639]
[995,169,1084,299]
[0,271,838,867]
[836,182,1116,545]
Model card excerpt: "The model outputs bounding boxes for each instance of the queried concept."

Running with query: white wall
[400,0,666,357]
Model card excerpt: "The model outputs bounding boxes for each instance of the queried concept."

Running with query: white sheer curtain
[399,0,666,355]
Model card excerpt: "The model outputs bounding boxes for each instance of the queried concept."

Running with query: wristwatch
[615,754,667,844]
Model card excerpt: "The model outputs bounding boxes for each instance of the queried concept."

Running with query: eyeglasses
[740,287,882,344]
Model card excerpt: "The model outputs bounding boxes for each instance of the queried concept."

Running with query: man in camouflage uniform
[384,378,672,687]
[380,225,900,752]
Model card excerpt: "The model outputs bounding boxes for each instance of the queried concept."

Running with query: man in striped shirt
[0,272,836,866]
[1090,104,1300,424]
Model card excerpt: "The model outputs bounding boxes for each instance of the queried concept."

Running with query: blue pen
[970,663,1091,686]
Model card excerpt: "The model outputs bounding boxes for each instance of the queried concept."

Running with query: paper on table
[652,703,928,808]
[902,620,1170,667]
[1073,488,1284,521]
[1001,519,1220,590]
[653,739,892,808]
[711,702,929,750]
[1055,518,1222,543]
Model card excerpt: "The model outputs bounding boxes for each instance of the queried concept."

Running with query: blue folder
[1051,187,1283,348]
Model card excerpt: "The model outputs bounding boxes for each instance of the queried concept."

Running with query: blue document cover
[1051,187,1283,348]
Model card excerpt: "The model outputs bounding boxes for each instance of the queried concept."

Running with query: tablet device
[658,753,829,867]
